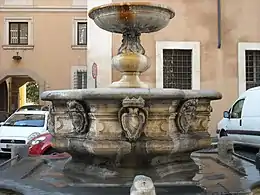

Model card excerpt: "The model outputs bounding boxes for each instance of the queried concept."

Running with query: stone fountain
[41,2,221,183]
[2,2,260,195]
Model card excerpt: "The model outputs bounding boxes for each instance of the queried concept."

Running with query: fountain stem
[118,31,145,55]
[110,32,150,88]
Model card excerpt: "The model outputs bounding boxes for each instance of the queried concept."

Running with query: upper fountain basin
[88,2,175,34]
[41,88,221,101]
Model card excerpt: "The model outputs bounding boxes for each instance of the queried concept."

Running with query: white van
[217,86,260,148]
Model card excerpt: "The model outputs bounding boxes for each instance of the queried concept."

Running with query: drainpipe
[217,0,222,49]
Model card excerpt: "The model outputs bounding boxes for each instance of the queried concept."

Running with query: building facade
[0,0,89,113]
[0,0,259,135]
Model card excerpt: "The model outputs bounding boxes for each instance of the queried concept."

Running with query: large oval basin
[88,2,175,34]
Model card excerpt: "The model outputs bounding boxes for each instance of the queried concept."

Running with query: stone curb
[211,136,218,143]
[192,152,247,176]
[0,179,73,195]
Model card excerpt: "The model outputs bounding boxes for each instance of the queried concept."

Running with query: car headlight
[29,136,47,146]
[28,132,41,142]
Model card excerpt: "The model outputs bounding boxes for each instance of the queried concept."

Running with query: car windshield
[17,105,43,111]
[3,114,45,127]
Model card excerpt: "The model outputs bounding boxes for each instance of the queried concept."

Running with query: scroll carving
[47,104,55,135]
[67,100,88,134]
[176,99,198,134]
[118,97,148,142]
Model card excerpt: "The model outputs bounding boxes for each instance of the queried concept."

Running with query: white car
[0,110,49,154]
[217,86,260,148]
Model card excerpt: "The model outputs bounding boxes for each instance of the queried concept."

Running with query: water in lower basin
[71,186,205,195]
[0,189,22,195]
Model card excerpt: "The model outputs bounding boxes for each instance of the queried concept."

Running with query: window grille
[163,49,192,89]
[245,50,260,90]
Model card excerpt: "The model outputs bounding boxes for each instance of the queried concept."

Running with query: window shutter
[82,71,87,88]
[74,70,87,89]
[77,71,82,89]
[73,71,78,89]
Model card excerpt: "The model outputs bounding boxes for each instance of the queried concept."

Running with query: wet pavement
[0,154,11,172]
[0,158,7,165]
[0,149,258,195]
[1,143,260,195]
[234,145,259,161]
[0,154,10,164]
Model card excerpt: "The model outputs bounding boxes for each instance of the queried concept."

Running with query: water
[74,186,205,195]
[0,189,22,195]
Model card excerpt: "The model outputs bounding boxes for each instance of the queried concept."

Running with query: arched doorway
[0,68,46,113]
[0,81,8,111]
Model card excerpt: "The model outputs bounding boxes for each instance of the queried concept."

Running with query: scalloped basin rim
[41,88,222,101]
[88,2,175,20]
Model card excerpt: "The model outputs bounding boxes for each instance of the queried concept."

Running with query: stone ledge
[0,179,72,195]
[2,45,34,50]
[71,45,87,50]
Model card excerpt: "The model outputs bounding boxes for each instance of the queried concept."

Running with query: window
[74,70,87,89]
[156,41,200,89]
[72,18,87,49]
[77,22,87,45]
[4,17,33,49]
[163,49,192,89]
[9,22,28,45]
[230,99,245,119]
[245,50,260,90]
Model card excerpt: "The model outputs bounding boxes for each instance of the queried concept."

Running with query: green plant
[26,81,39,103]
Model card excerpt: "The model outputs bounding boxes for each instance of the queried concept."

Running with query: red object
[28,133,55,156]
[92,62,98,79]
[29,133,70,158]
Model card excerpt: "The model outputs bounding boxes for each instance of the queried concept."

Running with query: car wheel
[220,129,228,137]
[44,148,59,155]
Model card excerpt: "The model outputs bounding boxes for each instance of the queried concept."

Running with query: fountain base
[63,153,199,183]
[42,88,220,165]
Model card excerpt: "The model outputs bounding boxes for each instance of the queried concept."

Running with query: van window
[230,99,245,119]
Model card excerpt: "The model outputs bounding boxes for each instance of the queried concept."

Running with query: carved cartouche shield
[121,108,146,141]
[66,100,88,134]
[176,99,198,134]
[119,97,148,142]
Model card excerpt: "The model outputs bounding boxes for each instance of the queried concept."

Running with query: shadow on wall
[0,81,8,121]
